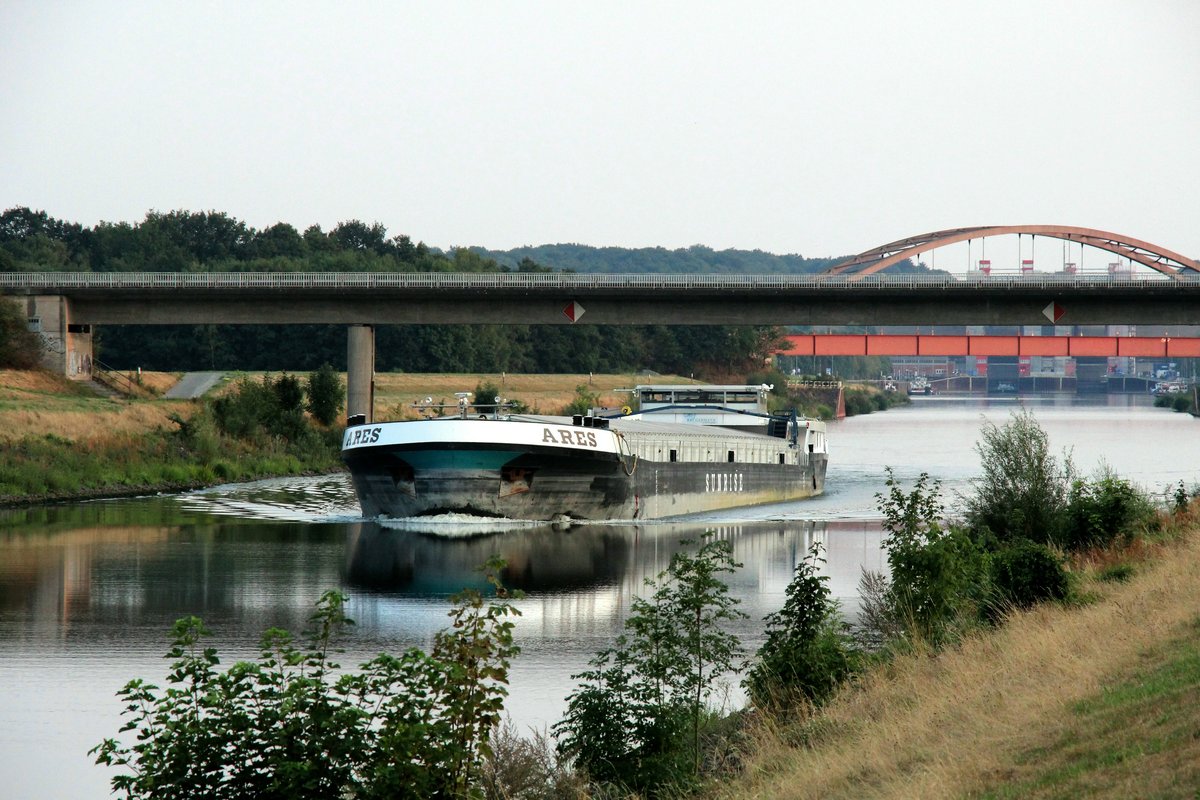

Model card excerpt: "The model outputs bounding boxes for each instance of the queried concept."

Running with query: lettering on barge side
[542,428,599,447]
[705,473,744,492]
[343,426,382,447]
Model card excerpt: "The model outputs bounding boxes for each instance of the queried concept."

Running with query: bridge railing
[1,271,1195,292]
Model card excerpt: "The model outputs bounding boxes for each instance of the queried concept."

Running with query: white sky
[2,1,1197,266]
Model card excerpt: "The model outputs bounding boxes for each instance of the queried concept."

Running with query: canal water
[2,396,1197,799]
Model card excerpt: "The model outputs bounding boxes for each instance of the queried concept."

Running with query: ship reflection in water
[343,520,634,595]
[341,517,884,613]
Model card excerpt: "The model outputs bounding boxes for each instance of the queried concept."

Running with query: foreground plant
[746,543,860,710]
[91,557,521,799]
[859,469,987,650]
[555,536,746,795]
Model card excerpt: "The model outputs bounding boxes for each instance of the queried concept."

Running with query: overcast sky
[2,1,1197,267]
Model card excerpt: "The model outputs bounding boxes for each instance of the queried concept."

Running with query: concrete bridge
[4,270,1199,421]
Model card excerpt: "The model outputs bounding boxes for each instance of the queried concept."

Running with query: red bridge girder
[780,333,1200,359]
[825,226,1200,277]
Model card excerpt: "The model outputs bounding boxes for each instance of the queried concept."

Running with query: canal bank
[0,368,343,507]
[709,509,1200,800]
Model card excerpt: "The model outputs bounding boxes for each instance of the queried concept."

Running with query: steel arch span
[826,225,1199,277]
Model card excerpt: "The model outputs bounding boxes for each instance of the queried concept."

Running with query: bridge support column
[17,295,94,378]
[346,324,375,423]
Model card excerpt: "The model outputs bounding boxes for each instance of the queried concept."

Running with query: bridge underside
[64,289,1200,327]
[781,333,1200,359]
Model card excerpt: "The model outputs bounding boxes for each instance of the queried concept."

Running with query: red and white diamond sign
[1042,301,1065,323]
[563,301,586,323]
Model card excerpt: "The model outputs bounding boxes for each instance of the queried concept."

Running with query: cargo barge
[341,385,829,522]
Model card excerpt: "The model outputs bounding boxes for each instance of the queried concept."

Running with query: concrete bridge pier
[346,324,375,423]
[19,295,94,378]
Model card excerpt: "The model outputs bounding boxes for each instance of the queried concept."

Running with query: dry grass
[0,369,696,440]
[0,403,198,442]
[130,370,181,395]
[373,372,698,419]
[714,525,1200,800]
[0,369,83,394]
[0,369,193,442]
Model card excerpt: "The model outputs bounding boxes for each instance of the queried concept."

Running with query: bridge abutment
[347,324,375,423]
[10,295,94,378]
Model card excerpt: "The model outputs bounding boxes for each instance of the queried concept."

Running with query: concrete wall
[11,295,93,378]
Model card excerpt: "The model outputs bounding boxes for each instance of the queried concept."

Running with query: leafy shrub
[865,470,987,648]
[1061,471,1154,551]
[843,390,875,416]
[211,373,311,442]
[964,409,1073,547]
[1173,481,1193,514]
[0,293,42,369]
[562,384,600,416]
[92,560,521,800]
[987,540,1069,618]
[744,368,788,396]
[746,544,859,709]
[473,381,502,416]
[1172,394,1192,413]
[305,363,344,426]
[555,537,745,795]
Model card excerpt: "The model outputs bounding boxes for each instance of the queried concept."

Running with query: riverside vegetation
[91,409,1200,798]
[0,366,346,505]
[0,363,865,508]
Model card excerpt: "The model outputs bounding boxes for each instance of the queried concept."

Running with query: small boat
[342,385,829,522]
[907,376,931,395]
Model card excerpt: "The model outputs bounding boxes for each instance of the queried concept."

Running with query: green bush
[866,470,987,648]
[843,390,875,416]
[211,373,311,442]
[92,560,521,799]
[964,409,1073,547]
[472,381,502,417]
[1061,471,1154,551]
[562,384,600,416]
[987,540,1069,619]
[0,294,42,369]
[305,363,345,426]
[746,544,859,709]
[1172,394,1192,413]
[555,537,746,795]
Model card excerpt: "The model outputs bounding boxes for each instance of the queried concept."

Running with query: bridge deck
[4,272,1198,327]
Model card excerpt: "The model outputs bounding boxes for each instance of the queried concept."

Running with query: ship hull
[342,416,828,522]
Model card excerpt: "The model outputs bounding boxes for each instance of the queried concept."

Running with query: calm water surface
[2,396,1197,799]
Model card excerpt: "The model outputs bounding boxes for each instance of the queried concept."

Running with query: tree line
[3,207,906,276]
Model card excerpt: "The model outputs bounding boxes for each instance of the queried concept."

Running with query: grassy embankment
[0,370,342,505]
[0,370,698,506]
[0,369,899,505]
[709,512,1200,800]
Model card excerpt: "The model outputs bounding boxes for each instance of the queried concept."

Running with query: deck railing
[1,271,1195,292]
